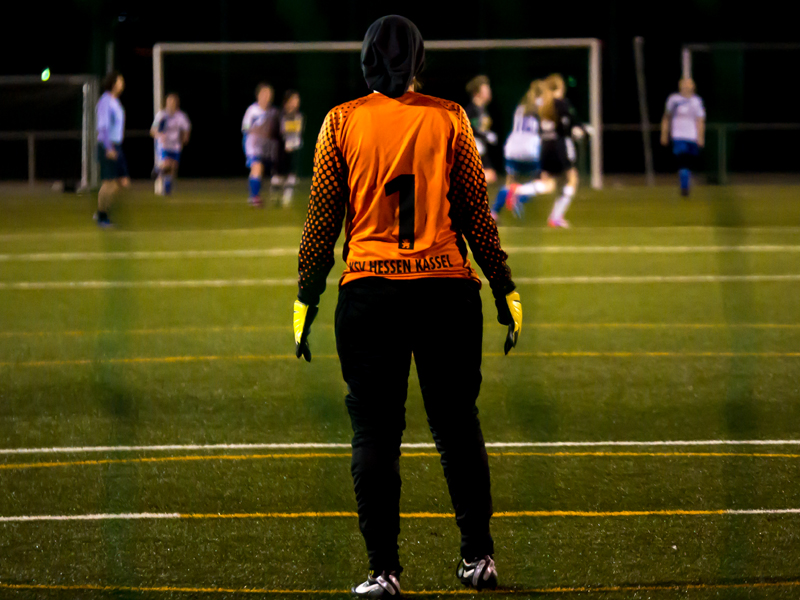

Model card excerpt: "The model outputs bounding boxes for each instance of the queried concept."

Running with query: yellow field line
[2,322,798,337]
[150,509,800,519]
[3,351,800,367]
[0,453,353,471]
[495,451,800,458]
[3,451,799,472]
[2,580,800,596]
[504,351,800,358]
[0,355,310,367]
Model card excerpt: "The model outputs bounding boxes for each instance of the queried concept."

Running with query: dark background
[1,0,798,180]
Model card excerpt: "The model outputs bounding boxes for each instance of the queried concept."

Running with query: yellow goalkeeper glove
[293,299,318,362]
[495,290,522,355]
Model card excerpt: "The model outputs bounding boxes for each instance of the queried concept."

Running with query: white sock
[516,179,551,196]
[549,186,575,221]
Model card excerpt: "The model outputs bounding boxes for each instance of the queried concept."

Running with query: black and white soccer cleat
[457,555,498,590]
[352,570,402,598]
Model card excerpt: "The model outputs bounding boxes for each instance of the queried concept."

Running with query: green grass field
[2,180,800,598]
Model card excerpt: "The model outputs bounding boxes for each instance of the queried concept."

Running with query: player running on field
[661,78,705,197]
[491,80,555,220]
[94,71,128,228]
[508,73,585,228]
[272,90,304,207]
[293,15,522,598]
[465,75,499,184]
[151,93,191,196]
[241,82,280,207]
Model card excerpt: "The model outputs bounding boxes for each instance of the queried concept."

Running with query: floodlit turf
[1,180,800,598]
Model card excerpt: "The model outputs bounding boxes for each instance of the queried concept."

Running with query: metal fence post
[27,133,35,187]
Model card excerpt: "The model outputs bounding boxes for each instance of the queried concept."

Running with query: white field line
[2,323,799,338]
[6,439,800,455]
[3,274,800,290]
[514,275,800,284]
[506,245,800,254]
[3,225,800,242]
[0,249,298,261]
[0,513,181,522]
[3,245,800,262]
[0,279,301,290]
[0,227,304,242]
[3,508,800,523]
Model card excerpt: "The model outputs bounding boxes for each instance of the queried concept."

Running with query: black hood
[361,15,425,98]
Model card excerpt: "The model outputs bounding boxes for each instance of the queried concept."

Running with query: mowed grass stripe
[4,245,800,261]
[4,509,800,523]
[4,351,800,367]
[4,580,800,596]
[3,322,800,338]
[4,450,800,472]
[5,274,800,289]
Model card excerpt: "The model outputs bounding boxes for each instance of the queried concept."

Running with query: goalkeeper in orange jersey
[293,15,522,598]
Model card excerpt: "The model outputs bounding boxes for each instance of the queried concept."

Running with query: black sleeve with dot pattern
[297,107,350,306]
[448,105,515,298]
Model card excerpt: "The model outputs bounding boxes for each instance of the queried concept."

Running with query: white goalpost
[153,39,603,189]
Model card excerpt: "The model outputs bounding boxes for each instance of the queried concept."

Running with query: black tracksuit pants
[335,276,494,573]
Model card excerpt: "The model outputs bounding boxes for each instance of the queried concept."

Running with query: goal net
[153,39,602,188]
[0,75,98,189]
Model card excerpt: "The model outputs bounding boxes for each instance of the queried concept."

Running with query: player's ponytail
[522,80,544,116]
[545,73,566,97]
[538,84,557,123]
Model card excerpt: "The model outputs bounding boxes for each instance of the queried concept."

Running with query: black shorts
[540,138,576,176]
[98,143,129,181]
[276,149,301,177]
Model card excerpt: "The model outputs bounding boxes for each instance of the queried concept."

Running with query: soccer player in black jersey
[465,75,499,184]
[536,74,585,228]
[273,90,304,207]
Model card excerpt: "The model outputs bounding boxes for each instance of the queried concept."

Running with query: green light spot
[567,76,577,88]
[41,68,51,82]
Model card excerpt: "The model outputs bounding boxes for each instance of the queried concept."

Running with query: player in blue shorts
[151,93,191,196]
[241,83,280,207]
[661,78,705,196]
[94,71,128,228]
[491,81,554,221]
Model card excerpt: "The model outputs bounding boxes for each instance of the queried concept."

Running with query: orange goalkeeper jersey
[298,91,513,303]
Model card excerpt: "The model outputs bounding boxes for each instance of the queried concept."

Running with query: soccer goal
[0,74,99,189]
[152,39,603,188]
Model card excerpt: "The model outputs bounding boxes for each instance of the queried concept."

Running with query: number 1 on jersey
[385,174,415,250]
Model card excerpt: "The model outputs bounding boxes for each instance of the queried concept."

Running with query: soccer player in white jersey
[151,93,191,196]
[490,81,554,221]
[661,78,705,196]
[241,83,280,207]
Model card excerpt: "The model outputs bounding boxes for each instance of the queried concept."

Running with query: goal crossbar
[153,39,603,188]
[681,42,800,80]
